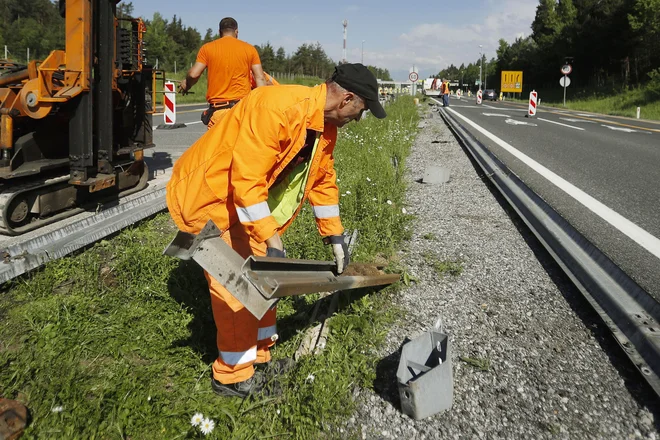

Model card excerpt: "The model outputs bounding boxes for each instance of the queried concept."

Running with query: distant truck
[422,78,442,97]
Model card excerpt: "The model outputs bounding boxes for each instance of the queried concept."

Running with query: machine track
[0,163,149,235]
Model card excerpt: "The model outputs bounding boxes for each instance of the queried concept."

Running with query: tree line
[0,0,392,81]
[436,0,660,95]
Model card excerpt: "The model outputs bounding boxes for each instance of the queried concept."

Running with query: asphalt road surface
[433,96,660,301]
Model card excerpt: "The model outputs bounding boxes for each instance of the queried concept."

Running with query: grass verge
[0,97,419,439]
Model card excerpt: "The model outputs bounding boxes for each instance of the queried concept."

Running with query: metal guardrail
[438,105,660,397]
[0,188,167,284]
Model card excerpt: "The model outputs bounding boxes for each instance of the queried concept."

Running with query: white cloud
[366,0,536,80]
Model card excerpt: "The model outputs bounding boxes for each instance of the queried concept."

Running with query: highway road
[433,96,660,301]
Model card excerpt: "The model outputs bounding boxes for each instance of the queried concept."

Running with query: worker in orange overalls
[178,17,267,129]
[251,71,279,88]
[441,78,450,107]
[167,63,386,398]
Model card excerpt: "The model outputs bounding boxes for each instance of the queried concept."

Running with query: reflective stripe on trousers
[205,222,278,384]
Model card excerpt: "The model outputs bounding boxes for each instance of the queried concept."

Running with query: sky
[130,0,538,81]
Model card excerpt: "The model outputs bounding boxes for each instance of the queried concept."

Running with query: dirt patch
[342,264,386,277]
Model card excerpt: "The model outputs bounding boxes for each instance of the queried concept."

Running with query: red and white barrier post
[164,81,176,125]
[528,90,538,117]
[476,89,482,105]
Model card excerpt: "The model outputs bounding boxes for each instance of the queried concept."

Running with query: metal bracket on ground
[397,320,453,420]
[164,221,400,319]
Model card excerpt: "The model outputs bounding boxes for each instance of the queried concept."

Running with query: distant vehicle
[422,78,442,97]
[483,89,497,101]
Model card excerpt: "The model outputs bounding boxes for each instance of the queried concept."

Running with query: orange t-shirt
[196,37,261,103]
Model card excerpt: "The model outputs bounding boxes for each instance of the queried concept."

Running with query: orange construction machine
[0,0,154,235]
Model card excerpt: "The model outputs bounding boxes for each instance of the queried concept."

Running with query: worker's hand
[323,235,350,274]
[265,232,285,258]
[266,247,286,258]
[178,80,188,95]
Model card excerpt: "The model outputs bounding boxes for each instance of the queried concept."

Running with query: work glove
[266,247,286,258]
[323,235,350,274]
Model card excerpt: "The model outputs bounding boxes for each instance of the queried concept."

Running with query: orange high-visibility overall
[167,84,343,384]
[196,36,262,129]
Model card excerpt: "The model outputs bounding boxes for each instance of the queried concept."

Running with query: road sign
[560,64,573,75]
[409,72,419,82]
[560,76,571,87]
[501,70,523,93]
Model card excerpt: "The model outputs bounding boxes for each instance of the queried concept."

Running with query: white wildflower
[402,208,407,214]
[387,200,393,205]
[341,193,346,197]
[345,190,351,195]
[336,178,341,182]
[277,409,281,415]
[372,198,377,201]
[366,177,371,182]
[147,396,152,402]
[200,418,215,435]
[190,412,204,427]
[306,374,315,384]
[51,406,64,413]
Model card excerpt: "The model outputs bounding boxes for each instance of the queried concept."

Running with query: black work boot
[256,357,295,376]
[211,370,281,398]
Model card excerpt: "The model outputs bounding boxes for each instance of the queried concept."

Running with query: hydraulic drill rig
[0,0,153,235]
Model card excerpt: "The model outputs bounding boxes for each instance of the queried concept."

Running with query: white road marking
[601,125,650,134]
[560,117,596,124]
[538,117,585,131]
[483,113,509,117]
[446,107,660,260]
[482,104,497,109]
[576,113,596,117]
[505,118,537,127]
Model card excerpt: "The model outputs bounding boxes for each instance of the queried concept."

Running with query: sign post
[560,64,572,107]
[409,69,419,96]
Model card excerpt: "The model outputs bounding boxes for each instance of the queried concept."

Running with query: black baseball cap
[332,63,387,119]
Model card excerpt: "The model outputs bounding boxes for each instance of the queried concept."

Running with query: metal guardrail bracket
[164,221,400,319]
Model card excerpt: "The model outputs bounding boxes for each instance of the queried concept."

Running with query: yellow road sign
[501,71,523,93]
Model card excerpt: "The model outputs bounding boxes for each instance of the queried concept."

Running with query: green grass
[422,251,464,277]
[0,97,419,439]
[459,356,491,372]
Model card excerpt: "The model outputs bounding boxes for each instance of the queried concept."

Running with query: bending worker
[178,17,267,129]
[167,64,386,398]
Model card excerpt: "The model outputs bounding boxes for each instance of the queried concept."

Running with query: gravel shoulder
[346,108,659,439]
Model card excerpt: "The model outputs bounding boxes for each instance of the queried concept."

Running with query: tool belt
[201,100,239,125]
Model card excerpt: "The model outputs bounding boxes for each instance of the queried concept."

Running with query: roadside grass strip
[0,97,419,439]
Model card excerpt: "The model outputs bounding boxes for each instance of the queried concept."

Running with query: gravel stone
[345,108,660,439]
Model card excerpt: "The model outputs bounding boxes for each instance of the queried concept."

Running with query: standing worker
[441,78,450,107]
[178,17,267,129]
[166,64,386,398]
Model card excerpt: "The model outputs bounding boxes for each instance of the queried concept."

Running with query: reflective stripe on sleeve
[219,346,257,366]
[236,201,271,223]
[257,325,277,341]
[312,205,340,219]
